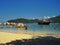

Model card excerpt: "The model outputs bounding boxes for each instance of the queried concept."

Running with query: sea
[0,23,60,34]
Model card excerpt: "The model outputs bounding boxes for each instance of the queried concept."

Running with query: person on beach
[24,25,28,30]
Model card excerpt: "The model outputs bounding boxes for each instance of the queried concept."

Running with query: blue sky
[0,0,60,22]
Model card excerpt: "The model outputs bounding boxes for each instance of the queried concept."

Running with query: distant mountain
[7,15,60,23]
[7,18,39,23]
[50,15,60,23]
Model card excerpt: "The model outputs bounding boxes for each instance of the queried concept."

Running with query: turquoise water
[0,23,60,34]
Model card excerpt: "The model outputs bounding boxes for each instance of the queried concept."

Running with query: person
[25,25,28,30]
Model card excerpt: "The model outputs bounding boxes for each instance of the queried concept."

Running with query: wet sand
[0,29,60,43]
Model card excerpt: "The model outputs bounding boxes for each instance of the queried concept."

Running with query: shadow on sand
[0,36,60,45]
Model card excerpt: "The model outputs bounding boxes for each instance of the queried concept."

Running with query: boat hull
[38,22,50,25]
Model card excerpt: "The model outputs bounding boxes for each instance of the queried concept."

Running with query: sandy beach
[0,30,60,43]
[0,31,33,43]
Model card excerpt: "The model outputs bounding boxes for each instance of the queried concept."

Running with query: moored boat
[38,20,50,25]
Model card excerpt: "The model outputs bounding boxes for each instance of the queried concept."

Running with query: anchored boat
[38,20,50,25]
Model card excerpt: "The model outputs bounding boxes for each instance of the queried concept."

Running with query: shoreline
[0,29,60,43]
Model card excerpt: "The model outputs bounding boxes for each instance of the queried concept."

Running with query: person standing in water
[24,25,28,30]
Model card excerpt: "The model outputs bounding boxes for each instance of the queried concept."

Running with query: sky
[0,0,60,22]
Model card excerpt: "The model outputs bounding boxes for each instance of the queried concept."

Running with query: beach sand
[0,30,60,43]
[0,31,33,43]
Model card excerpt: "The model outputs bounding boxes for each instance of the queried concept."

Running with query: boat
[38,20,50,25]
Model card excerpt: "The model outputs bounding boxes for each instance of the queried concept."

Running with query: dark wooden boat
[38,20,50,25]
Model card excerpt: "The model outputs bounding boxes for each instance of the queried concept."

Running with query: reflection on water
[0,23,60,34]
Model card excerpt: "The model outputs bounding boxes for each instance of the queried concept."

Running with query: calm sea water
[0,23,60,34]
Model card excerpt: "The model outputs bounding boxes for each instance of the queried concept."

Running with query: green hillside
[7,18,38,23]
[50,15,60,23]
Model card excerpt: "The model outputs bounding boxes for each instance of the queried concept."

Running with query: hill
[7,18,38,23]
[50,15,60,23]
[7,15,60,23]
